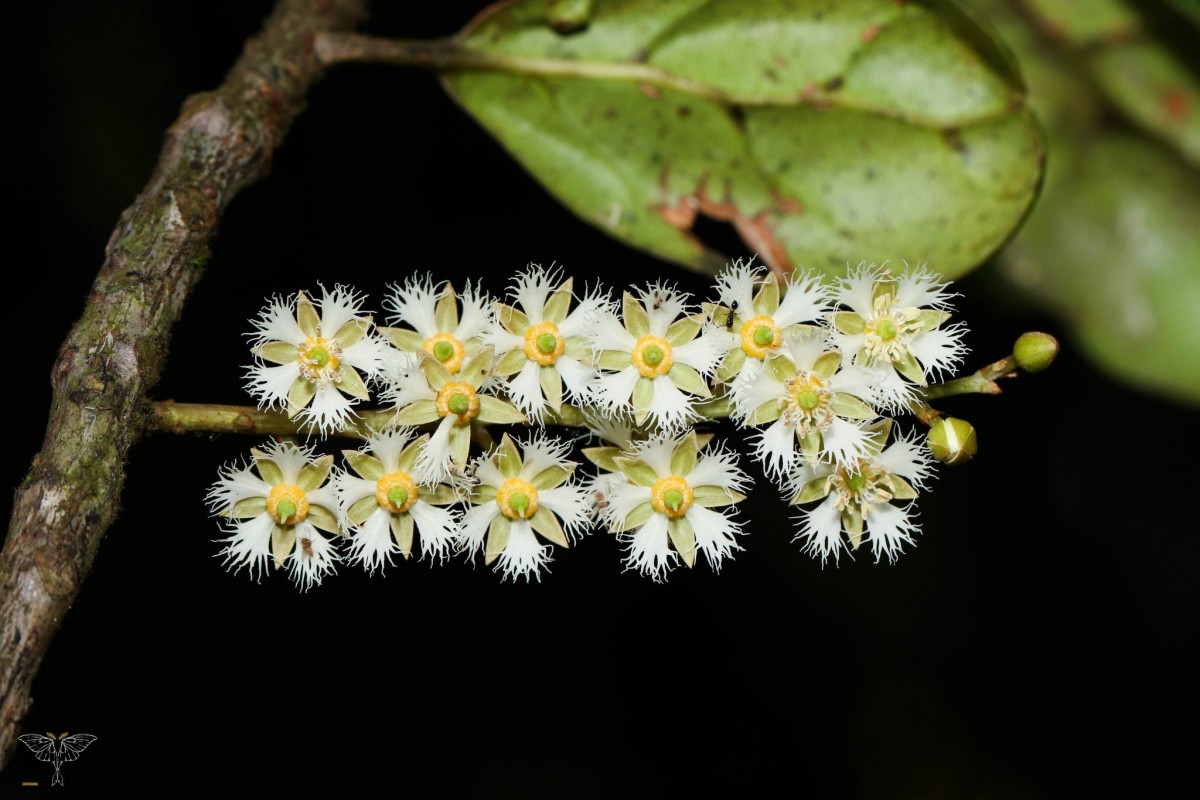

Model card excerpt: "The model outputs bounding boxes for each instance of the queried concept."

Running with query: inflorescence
[207,260,1029,589]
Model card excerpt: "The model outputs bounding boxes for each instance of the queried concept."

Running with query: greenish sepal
[668,516,697,568]
[665,313,704,346]
[753,274,780,316]
[748,401,782,426]
[473,484,499,503]
[434,284,459,333]
[344,451,385,481]
[348,495,380,526]
[595,349,633,370]
[617,501,655,533]
[842,508,864,549]
[449,423,472,467]
[767,352,798,383]
[255,340,298,365]
[532,464,575,490]
[667,363,711,397]
[494,301,530,335]
[716,348,746,384]
[395,400,440,426]
[485,516,512,564]
[632,376,654,422]
[271,524,296,569]
[692,485,745,507]
[418,351,453,389]
[792,476,831,505]
[307,504,340,534]
[296,292,320,338]
[889,475,919,500]
[390,511,415,557]
[613,456,659,488]
[530,507,569,547]
[563,336,591,360]
[461,345,495,389]
[228,496,268,519]
[539,366,563,411]
[397,435,427,472]
[493,434,523,478]
[335,366,371,401]
[382,326,424,352]
[799,430,822,460]
[894,351,926,384]
[670,431,698,476]
[915,309,951,333]
[477,395,526,424]
[427,483,462,505]
[494,348,529,376]
[543,277,574,323]
[829,392,876,420]
[622,291,650,337]
[333,317,369,349]
[830,311,865,335]
[812,351,842,380]
[582,446,622,472]
[287,376,316,416]
[297,454,334,492]
[252,451,284,485]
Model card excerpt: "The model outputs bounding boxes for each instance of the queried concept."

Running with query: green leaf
[445,0,1043,279]
[668,516,697,568]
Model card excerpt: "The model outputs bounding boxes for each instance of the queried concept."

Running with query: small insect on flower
[786,420,934,565]
[460,433,593,582]
[246,285,391,434]
[485,265,613,422]
[207,440,342,591]
[829,263,967,409]
[335,429,463,572]
[382,346,525,483]
[734,328,881,474]
[379,274,492,373]
[708,258,829,387]
[588,282,725,431]
[599,430,749,581]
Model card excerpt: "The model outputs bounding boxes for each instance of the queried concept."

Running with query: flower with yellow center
[383,345,525,483]
[380,274,492,372]
[486,265,611,422]
[335,430,462,570]
[588,282,724,430]
[734,330,880,474]
[207,440,342,591]
[247,285,391,435]
[710,259,829,387]
[788,421,933,565]
[599,431,749,581]
[460,433,593,582]
[829,262,967,409]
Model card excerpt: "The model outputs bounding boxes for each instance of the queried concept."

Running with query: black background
[4,1,1198,796]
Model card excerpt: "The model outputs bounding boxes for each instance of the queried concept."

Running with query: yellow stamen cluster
[523,321,565,366]
[651,475,694,519]
[739,315,783,360]
[422,332,466,373]
[496,477,539,520]
[375,470,419,514]
[631,335,673,378]
[297,336,343,383]
[829,460,892,516]
[267,483,310,524]
[782,372,834,435]
[435,381,481,424]
[863,295,920,363]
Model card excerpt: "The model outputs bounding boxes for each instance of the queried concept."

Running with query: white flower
[380,274,492,373]
[599,431,749,581]
[245,285,390,434]
[485,265,612,422]
[207,440,342,591]
[829,263,968,409]
[335,429,462,572]
[734,329,881,473]
[381,346,525,483]
[460,433,593,582]
[588,283,724,431]
[786,422,933,565]
[709,258,829,386]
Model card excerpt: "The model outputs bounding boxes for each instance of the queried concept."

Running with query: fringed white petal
[894,266,957,311]
[828,363,883,404]
[335,473,378,512]
[773,270,829,327]
[496,520,551,582]
[515,433,575,480]
[647,377,696,432]
[559,283,616,338]
[454,281,494,343]
[245,362,300,409]
[869,364,918,411]
[834,262,884,316]
[207,462,272,513]
[538,484,594,541]
[556,355,595,404]
[258,439,317,484]
[821,417,873,466]
[878,434,934,489]
[599,479,652,531]
[636,282,689,337]
[347,506,397,574]
[506,360,547,422]
[297,383,358,434]
[591,367,640,415]
[587,309,637,353]
[672,328,724,375]
[626,434,676,477]
[341,333,392,381]
[409,500,460,564]
[910,324,968,381]
[483,326,524,356]
[687,445,750,492]
[473,456,508,491]
[582,412,637,449]
[794,495,847,566]
[784,328,829,372]
[362,429,415,474]
[384,274,440,338]
[306,484,340,515]
[317,284,369,339]
[248,295,304,346]
[686,504,743,571]
[286,522,340,591]
[459,503,497,556]
[379,363,436,410]
[216,513,275,581]
[732,368,785,422]
[750,417,799,478]
[714,259,761,315]
[620,513,677,582]
[510,264,560,324]
[416,416,457,485]
[866,502,919,564]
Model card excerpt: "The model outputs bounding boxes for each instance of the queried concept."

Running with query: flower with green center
[378,274,492,374]
[588,282,725,431]
[708,259,829,387]
[786,421,933,565]
[829,263,967,409]
[733,329,882,474]
[207,440,342,591]
[334,430,463,572]
[485,265,612,422]
[382,344,525,483]
[460,433,593,582]
[598,430,749,582]
[246,285,391,435]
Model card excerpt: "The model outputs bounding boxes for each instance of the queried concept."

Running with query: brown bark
[0,0,367,766]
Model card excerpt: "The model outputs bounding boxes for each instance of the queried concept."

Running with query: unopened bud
[1013,332,1058,373]
[927,417,977,465]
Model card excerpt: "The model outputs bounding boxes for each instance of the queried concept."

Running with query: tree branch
[0,0,366,766]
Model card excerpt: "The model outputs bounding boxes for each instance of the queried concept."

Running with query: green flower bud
[1013,332,1058,373]
[927,417,977,466]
